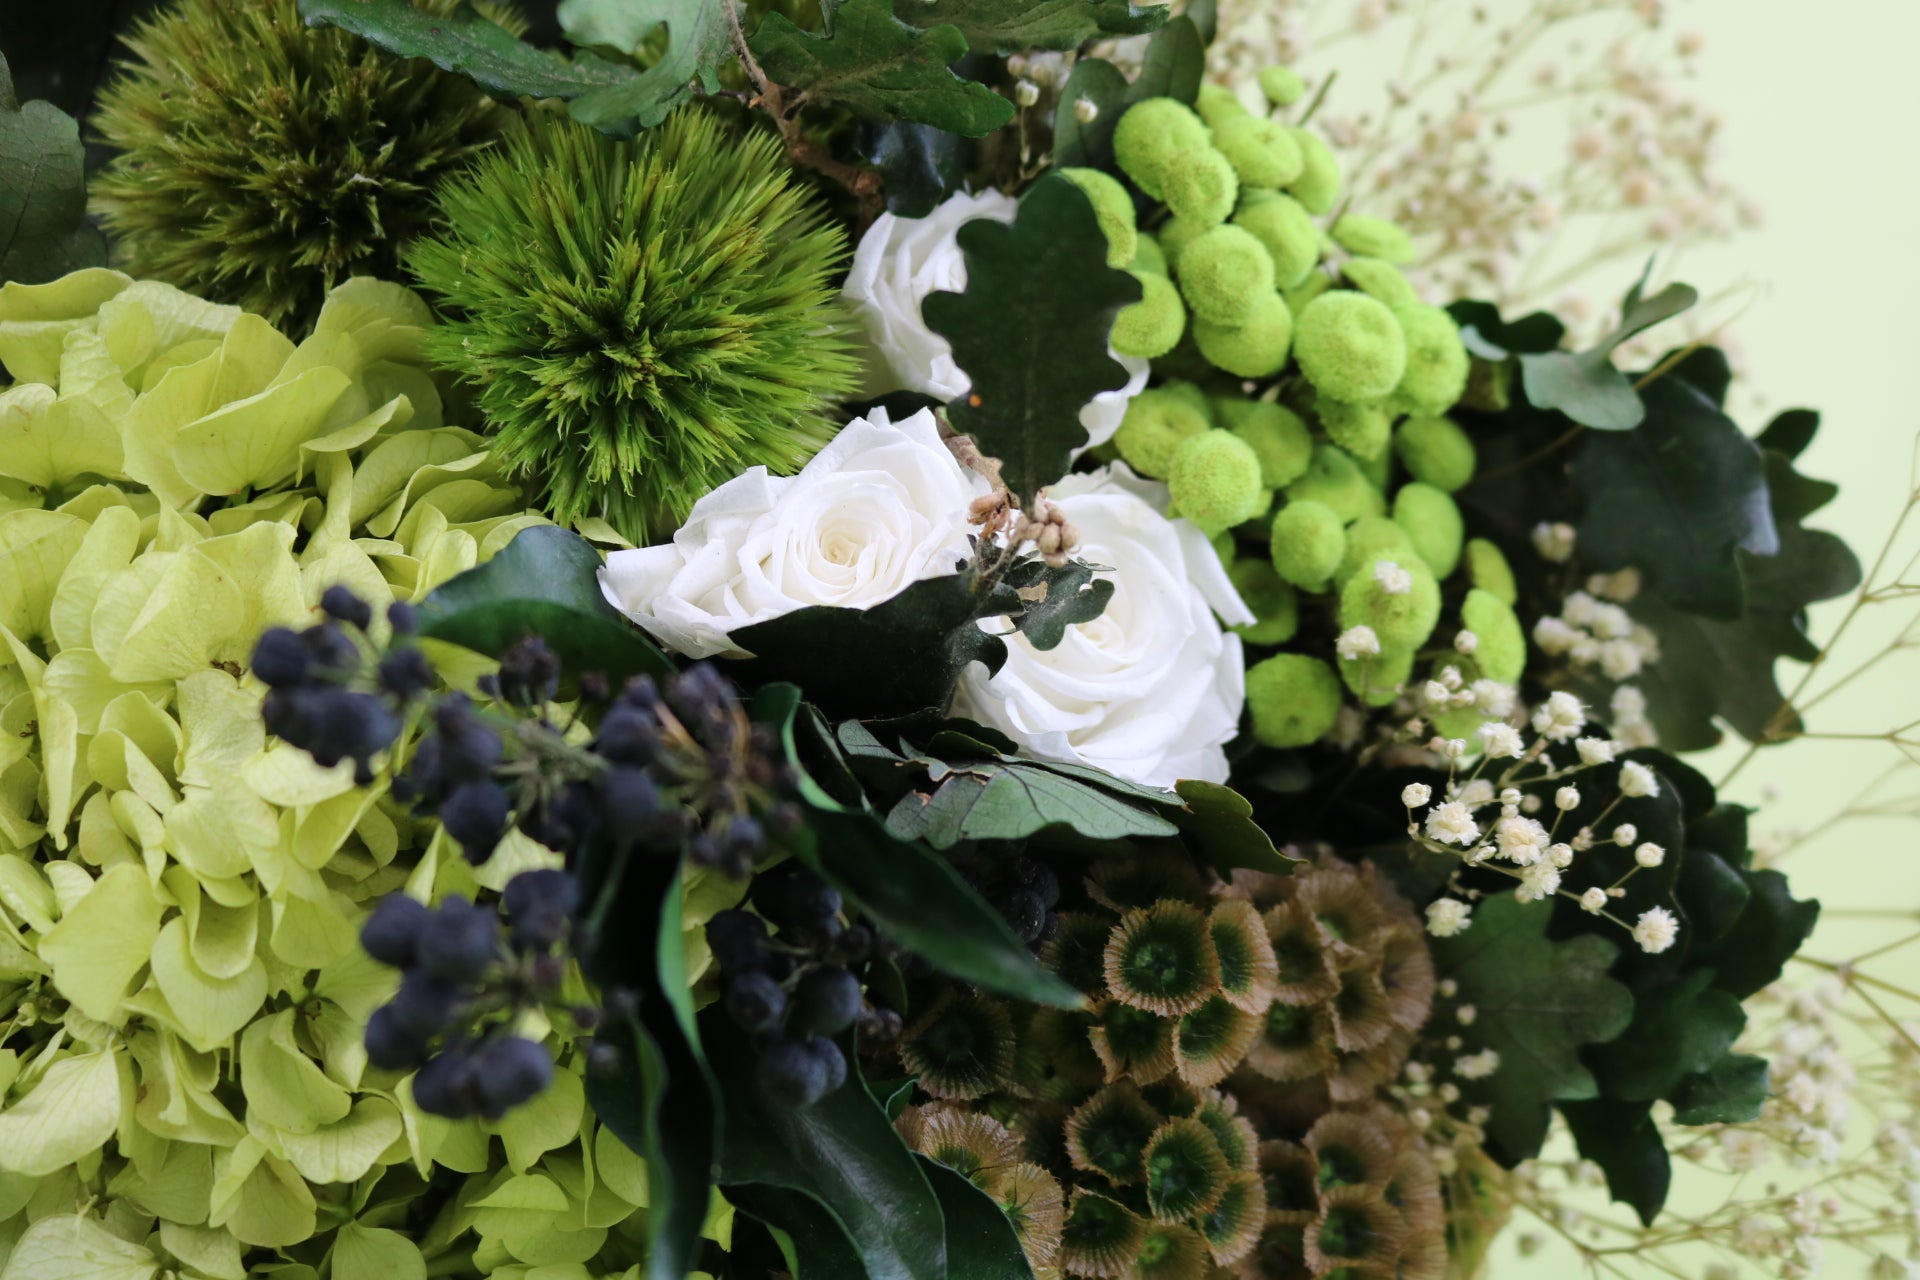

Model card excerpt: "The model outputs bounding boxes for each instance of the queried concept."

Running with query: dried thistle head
[90,0,521,330]
[406,108,861,541]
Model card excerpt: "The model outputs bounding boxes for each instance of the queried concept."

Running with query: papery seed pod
[1264,899,1343,1008]
[1142,1116,1232,1222]
[1305,1107,1401,1191]
[899,993,1017,1100]
[1197,1171,1268,1266]
[1172,996,1262,1088]
[1191,1091,1261,1176]
[1378,923,1437,1032]
[1132,1221,1212,1280]
[1042,911,1120,997]
[1064,1082,1163,1184]
[983,1161,1067,1272]
[1057,1189,1148,1280]
[1089,1000,1179,1084]
[904,1104,1022,1182]
[1085,857,1209,913]
[1105,902,1221,1017]
[1243,1000,1338,1084]
[1208,898,1280,1015]
[1327,965,1399,1055]
[1304,1183,1408,1274]
[1013,1007,1106,1098]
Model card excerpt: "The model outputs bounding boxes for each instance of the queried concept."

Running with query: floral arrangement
[0,1,1896,1277]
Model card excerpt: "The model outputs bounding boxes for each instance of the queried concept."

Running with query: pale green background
[1287,0,1920,1271]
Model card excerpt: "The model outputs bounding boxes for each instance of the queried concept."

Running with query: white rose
[952,466,1253,789]
[842,189,1149,450]
[599,407,988,660]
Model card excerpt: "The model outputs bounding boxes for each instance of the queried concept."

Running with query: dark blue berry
[790,966,862,1037]
[723,815,766,860]
[361,893,429,967]
[364,1005,434,1071]
[497,638,562,707]
[440,780,511,864]
[378,648,436,700]
[998,889,1048,944]
[667,663,733,725]
[704,910,770,972]
[412,1048,480,1118]
[758,1035,841,1108]
[433,695,503,780]
[597,766,661,834]
[418,897,498,983]
[302,623,361,678]
[522,782,599,856]
[595,705,661,765]
[321,585,373,629]
[390,969,462,1033]
[471,1037,554,1118]
[503,870,578,951]
[725,971,788,1034]
[387,601,419,636]
[1009,857,1060,909]
[263,688,399,768]
[752,872,841,933]
[250,627,309,687]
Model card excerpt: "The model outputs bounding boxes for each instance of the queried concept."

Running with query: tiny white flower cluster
[1397,689,1681,954]
[1531,578,1663,747]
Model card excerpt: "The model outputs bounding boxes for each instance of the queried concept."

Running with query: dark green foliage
[1050,14,1206,170]
[1428,896,1634,1164]
[0,53,106,283]
[91,0,518,327]
[407,109,860,540]
[924,175,1142,504]
[752,0,1015,136]
[1559,1099,1670,1227]
[1519,274,1697,429]
[904,0,1169,52]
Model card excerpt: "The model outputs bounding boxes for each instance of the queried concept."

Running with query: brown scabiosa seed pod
[1142,1116,1233,1222]
[1065,1081,1164,1184]
[1209,896,1281,1014]
[1172,995,1262,1088]
[1058,1189,1149,1279]
[1089,998,1180,1084]
[1105,901,1222,1017]
[899,992,1017,1100]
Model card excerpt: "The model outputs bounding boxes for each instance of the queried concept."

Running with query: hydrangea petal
[0,1048,125,1177]
[155,1222,242,1280]
[239,1011,351,1134]
[275,1098,403,1185]
[491,1069,583,1175]
[329,1222,425,1280]
[150,917,267,1052]
[39,864,163,1022]
[0,269,132,385]
[0,1212,157,1280]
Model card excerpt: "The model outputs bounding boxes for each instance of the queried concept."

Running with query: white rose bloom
[599,407,988,660]
[842,188,1149,449]
[951,466,1253,790]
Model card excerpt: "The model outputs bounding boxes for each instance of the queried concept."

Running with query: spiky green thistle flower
[407,109,861,541]
[89,0,520,329]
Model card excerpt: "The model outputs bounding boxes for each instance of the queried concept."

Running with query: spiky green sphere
[89,0,519,330]
[1247,653,1342,747]
[1294,291,1408,404]
[407,110,859,541]
[1168,430,1265,537]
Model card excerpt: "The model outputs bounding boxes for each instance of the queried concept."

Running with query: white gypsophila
[1576,736,1618,765]
[1633,906,1680,954]
[1471,679,1516,718]
[1454,629,1479,654]
[951,465,1253,790]
[1374,559,1413,594]
[1456,778,1496,808]
[1635,841,1667,868]
[1580,887,1608,914]
[1532,690,1587,741]
[1496,816,1551,866]
[1613,822,1639,847]
[1477,721,1524,759]
[1336,625,1381,660]
[1555,785,1581,811]
[1426,898,1473,937]
[1516,862,1561,902]
[1422,680,1451,708]
[1454,1049,1501,1080]
[1620,759,1660,797]
[841,188,1149,448]
[1424,801,1480,846]
[1402,782,1432,808]
[600,407,989,660]
[1548,842,1575,868]
[1532,521,1577,562]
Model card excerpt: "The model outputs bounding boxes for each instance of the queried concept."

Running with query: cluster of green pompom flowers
[1068,75,1521,753]
[0,269,726,1278]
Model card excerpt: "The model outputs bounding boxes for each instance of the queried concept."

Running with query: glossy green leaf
[1669,1052,1769,1126]
[1169,779,1294,875]
[1126,13,1205,104]
[1572,374,1776,619]
[796,808,1084,1008]
[0,53,107,285]
[752,0,1014,136]
[885,757,1180,847]
[1447,300,1565,358]
[297,0,637,98]
[919,1158,1034,1280]
[862,120,968,219]
[904,0,1169,52]
[1429,896,1634,1164]
[730,571,1012,720]
[415,524,672,686]
[1558,1098,1669,1226]
[1049,57,1130,170]
[748,683,862,812]
[1518,271,1697,430]
[709,1014,946,1280]
[1692,868,1819,1000]
[924,175,1142,504]
[728,1184,870,1280]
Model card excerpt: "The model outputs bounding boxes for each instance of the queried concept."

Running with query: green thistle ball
[407,110,860,540]
[89,0,520,330]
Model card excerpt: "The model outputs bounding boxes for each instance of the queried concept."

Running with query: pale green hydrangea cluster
[0,271,729,1279]
[1082,75,1526,752]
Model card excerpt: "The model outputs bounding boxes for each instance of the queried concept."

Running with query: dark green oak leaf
[1588,969,1744,1103]
[1005,558,1114,651]
[905,0,1169,52]
[1050,14,1204,169]
[1691,868,1819,1001]
[884,757,1182,847]
[561,0,731,133]
[1429,895,1634,1164]
[1558,1098,1670,1226]
[1669,1053,1770,1125]
[0,52,106,284]
[862,119,967,217]
[752,0,1014,136]
[1572,371,1776,619]
[924,174,1142,504]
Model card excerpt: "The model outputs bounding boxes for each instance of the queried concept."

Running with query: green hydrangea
[0,270,720,1276]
